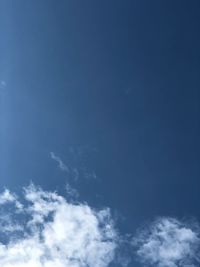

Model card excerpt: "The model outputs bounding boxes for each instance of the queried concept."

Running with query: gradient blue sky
[0,1,200,266]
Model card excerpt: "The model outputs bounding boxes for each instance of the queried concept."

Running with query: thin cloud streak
[50,152,69,172]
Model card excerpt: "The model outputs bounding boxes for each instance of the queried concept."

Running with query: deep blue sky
[0,0,200,241]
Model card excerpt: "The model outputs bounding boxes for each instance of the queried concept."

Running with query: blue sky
[0,1,200,266]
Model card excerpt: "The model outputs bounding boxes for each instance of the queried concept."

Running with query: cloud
[67,146,98,181]
[50,152,69,172]
[50,147,100,183]
[134,217,200,267]
[0,214,24,233]
[0,189,16,204]
[0,189,23,210]
[0,184,118,267]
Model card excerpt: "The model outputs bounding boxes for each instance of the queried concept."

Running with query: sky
[0,1,200,267]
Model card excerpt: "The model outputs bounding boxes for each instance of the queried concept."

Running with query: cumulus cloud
[0,184,118,267]
[134,217,200,267]
[0,189,16,204]
[50,152,69,172]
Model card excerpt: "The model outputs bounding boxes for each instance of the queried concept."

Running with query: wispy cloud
[0,189,23,210]
[49,151,97,182]
[0,184,118,267]
[0,214,23,233]
[68,146,98,181]
[50,152,69,172]
[134,217,200,267]
[65,183,79,199]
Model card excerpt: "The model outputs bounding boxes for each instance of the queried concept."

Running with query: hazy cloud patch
[134,217,200,267]
[65,183,79,199]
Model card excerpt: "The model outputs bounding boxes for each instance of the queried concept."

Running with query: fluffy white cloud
[0,185,118,267]
[134,217,200,267]
[0,189,16,204]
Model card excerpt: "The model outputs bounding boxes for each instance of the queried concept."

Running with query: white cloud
[0,189,23,210]
[0,189,16,204]
[50,152,69,172]
[134,217,200,267]
[0,184,118,267]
